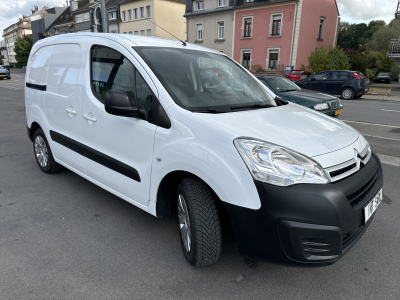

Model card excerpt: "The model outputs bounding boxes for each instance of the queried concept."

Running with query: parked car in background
[1,65,10,72]
[257,75,343,117]
[0,66,11,79]
[295,70,369,100]
[375,73,391,84]
[287,69,309,81]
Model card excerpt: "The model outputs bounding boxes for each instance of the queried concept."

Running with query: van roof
[34,32,221,55]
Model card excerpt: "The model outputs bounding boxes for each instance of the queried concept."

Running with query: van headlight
[314,103,329,110]
[234,138,329,186]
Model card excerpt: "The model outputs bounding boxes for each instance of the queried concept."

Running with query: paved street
[0,78,399,299]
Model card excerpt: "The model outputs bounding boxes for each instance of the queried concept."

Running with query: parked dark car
[295,70,369,100]
[375,73,391,84]
[0,66,11,80]
[257,75,343,117]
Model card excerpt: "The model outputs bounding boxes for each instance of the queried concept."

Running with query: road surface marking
[377,154,400,167]
[13,75,22,77]
[342,120,400,129]
[363,134,400,142]
[381,109,400,113]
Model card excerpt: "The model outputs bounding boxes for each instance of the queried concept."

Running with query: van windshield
[134,47,276,112]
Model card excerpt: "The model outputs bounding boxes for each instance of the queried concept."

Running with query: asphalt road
[0,82,399,300]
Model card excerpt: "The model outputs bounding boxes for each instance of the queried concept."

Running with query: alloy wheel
[178,193,191,252]
[34,135,48,168]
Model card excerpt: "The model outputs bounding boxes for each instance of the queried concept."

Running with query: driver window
[313,72,330,80]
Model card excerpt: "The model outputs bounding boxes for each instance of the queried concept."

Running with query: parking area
[0,79,399,299]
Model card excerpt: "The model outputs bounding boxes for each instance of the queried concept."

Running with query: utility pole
[100,0,108,33]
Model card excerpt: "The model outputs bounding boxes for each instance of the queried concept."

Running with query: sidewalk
[361,94,400,102]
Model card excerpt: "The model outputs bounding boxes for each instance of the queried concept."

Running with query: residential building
[234,0,339,71]
[2,6,49,67]
[118,0,186,40]
[31,7,66,44]
[46,6,75,37]
[185,0,234,57]
[0,40,8,65]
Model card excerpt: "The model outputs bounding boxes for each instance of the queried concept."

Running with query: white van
[25,33,383,267]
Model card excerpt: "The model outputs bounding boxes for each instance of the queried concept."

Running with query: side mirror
[105,89,148,120]
[275,96,288,106]
[310,77,316,81]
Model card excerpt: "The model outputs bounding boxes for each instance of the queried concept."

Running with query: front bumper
[223,152,383,266]
[316,104,343,117]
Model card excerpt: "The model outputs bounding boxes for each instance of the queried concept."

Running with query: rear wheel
[177,177,221,267]
[341,88,354,100]
[33,128,63,174]
[354,95,362,99]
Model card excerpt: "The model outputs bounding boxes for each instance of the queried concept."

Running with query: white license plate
[364,188,382,223]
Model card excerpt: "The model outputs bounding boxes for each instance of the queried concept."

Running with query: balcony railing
[387,39,400,58]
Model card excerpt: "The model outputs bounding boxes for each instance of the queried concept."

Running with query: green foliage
[300,64,308,71]
[367,19,400,52]
[14,35,32,67]
[337,20,386,50]
[368,51,393,73]
[364,68,376,81]
[250,64,266,74]
[308,46,350,74]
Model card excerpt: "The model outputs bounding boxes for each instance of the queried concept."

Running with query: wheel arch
[28,121,42,141]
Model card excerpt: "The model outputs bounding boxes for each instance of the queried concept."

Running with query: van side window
[91,45,152,118]
[91,45,135,103]
[136,70,153,117]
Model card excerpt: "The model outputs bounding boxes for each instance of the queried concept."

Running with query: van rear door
[45,38,86,173]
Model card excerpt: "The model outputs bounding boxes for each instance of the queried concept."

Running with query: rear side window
[332,72,348,80]
[91,45,152,117]
[290,71,302,75]
[313,72,330,80]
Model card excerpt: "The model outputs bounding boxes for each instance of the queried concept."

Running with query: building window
[140,7,145,19]
[218,0,226,7]
[128,10,132,20]
[76,15,82,22]
[245,0,253,3]
[244,18,252,37]
[134,31,139,35]
[129,31,133,34]
[147,29,151,36]
[134,9,138,20]
[55,28,59,34]
[122,11,126,21]
[123,32,127,34]
[272,15,281,36]
[217,21,224,39]
[318,18,325,40]
[197,1,204,10]
[140,30,145,35]
[197,24,203,40]
[83,12,90,21]
[109,12,116,19]
[268,50,279,70]
[242,50,251,69]
[146,6,151,18]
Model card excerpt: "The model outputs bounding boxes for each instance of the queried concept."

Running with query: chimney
[32,10,35,14]
[70,1,78,12]
[35,6,38,12]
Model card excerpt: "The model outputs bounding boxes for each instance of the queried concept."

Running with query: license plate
[364,189,383,223]
[381,80,385,81]
[335,109,342,115]
[0,75,5,77]
[365,88,368,91]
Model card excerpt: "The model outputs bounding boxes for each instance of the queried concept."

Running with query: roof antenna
[146,19,186,46]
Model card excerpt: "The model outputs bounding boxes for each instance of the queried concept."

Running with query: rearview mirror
[105,89,148,120]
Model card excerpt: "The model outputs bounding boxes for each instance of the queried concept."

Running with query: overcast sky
[0,0,397,38]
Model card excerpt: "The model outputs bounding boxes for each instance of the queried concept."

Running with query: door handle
[66,108,77,115]
[84,114,97,122]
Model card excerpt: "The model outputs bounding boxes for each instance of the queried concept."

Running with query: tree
[337,20,386,50]
[308,46,350,74]
[14,35,33,67]
[367,19,400,52]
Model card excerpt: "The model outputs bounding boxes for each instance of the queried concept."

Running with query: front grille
[329,100,340,109]
[329,163,357,178]
[346,170,379,207]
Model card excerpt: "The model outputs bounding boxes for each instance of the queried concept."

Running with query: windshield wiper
[279,89,298,93]
[230,104,274,110]
[194,109,225,114]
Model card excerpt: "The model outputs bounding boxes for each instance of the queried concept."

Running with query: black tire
[32,128,63,174]
[354,95,362,99]
[341,88,354,100]
[176,177,221,267]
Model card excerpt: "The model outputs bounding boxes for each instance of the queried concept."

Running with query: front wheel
[177,177,222,267]
[341,88,354,100]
